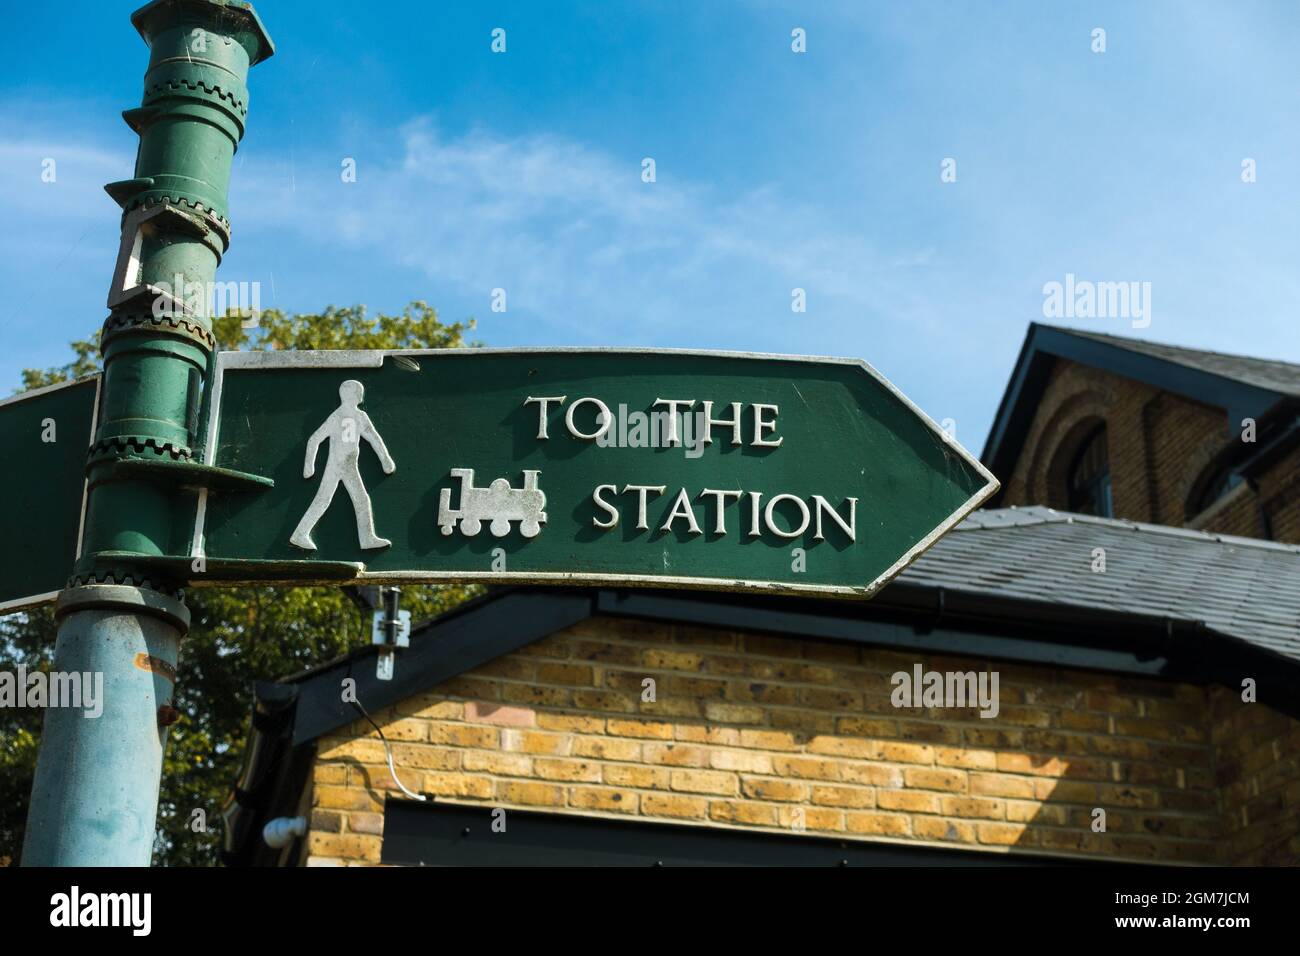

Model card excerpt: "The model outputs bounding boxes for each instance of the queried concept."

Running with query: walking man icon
[290,380,396,551]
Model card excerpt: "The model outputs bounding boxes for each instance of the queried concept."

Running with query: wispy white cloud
[0,110,934,357]
[232,118,925,343]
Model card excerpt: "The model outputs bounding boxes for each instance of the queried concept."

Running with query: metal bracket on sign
[372,586,410,681]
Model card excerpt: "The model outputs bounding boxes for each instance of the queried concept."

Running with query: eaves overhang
[981,323,1287,503]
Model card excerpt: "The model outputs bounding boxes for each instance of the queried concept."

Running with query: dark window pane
[1191,466,1242,517]
[1068,426,1112,518]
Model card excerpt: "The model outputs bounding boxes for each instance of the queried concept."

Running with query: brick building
[223,325,1300,866]
[986,323,1300,541]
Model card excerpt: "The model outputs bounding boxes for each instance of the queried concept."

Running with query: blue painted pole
[21,587,188,866]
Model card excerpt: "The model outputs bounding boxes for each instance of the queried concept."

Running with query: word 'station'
[525,395,856,541]
[193,350,998,597]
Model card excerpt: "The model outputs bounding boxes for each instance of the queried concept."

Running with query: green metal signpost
[20,0,273,866]
[183,349,997,597]
[17,0,997,867]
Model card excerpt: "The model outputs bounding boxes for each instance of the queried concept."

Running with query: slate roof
[900,506,1300,664]
[1068,330,1300,398]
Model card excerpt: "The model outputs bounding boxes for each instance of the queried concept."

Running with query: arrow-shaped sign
[178,348,997,598]
[0,377,100,611]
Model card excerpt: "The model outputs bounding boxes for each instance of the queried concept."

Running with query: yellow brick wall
[1255,444,1300,543]
[1211,685,1300,864]
[998,358,1297,542]
[300,615,1261,866]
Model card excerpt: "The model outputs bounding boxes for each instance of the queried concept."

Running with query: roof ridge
[1048,324,1300,372]
[959,506,1300,555]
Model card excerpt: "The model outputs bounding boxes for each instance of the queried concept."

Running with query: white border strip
[73,376,101,560]
[0,590,60,613]
[0,374,97,409]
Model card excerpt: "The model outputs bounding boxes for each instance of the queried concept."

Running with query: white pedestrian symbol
[290,380,396,551]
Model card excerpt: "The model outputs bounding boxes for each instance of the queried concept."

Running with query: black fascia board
[594,587,1203,680]
[279,583,1203,753]
[282,583,1300,752]
[274,582,1300,754]
[595,586,1300,722]
[982,323,1053,490]
[381,797,1117,867]
[981,323,1284,500]
[288,589,594,747]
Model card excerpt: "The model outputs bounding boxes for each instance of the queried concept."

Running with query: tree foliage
[0,302,479,865]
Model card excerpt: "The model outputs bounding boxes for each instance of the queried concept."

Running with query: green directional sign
[0,377,99,611]
[187,349,997,597]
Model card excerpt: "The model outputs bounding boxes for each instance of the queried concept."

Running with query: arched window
[1187,462,1243,519]
[1067,425,1112,517]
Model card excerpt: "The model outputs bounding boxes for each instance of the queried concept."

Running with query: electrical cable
[350,690,427,802]
[345,586,426,801]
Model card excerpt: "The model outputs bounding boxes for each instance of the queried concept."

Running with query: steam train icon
[438,468,547,539]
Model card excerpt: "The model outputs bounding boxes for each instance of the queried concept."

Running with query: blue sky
[3,1,1298,450]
